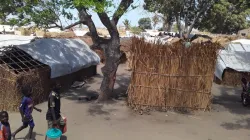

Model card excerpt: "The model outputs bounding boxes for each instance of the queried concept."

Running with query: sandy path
[8,64,250,140]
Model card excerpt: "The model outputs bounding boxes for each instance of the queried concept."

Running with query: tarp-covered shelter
[0,35,100,111]
[215,39,250,86]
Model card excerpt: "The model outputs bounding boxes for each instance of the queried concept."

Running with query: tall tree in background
[144,0,216,37]
[144,0,174,32]
[152,14,160,30]
[138,17,152,30]
[123,19,131,30]
[5,0,135,101]
[195,0,250,34]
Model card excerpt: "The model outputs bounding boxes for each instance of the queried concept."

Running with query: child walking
[12,87,42,140]
[0,111,11,140]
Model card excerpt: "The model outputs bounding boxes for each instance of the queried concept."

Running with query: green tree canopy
[123,19,131,30]
[195,0,250,34]
[144,0,216,37]
[138,17,152,30]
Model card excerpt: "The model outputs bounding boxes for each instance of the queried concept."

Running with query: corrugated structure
[128,38,220,111]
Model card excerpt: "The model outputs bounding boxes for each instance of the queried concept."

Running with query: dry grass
[128,38,221,111]
[0,66,51,111]
[214,69,250,86]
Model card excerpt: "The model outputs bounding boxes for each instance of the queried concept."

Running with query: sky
[62,0,157,28]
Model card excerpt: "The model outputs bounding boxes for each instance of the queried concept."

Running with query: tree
[0,0,26,24]
[152,14,160,30]
[123,19,131,30]
[195,0,250,34]
[144,0,216,37]
[138,17,152,30]
[6,0,135,101]
[130,26,143,34]
[144,0,174,32]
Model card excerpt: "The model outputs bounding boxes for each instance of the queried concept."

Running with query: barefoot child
[0,111,11,140]
[46,84,65,130]
[12,87,42,140]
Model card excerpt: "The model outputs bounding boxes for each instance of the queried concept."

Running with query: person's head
[0,111,9,123]
[53,83,61,93]
[22,86,32,97]
[241,77,247,85]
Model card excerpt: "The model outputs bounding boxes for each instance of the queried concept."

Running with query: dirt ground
[8,64,250,140]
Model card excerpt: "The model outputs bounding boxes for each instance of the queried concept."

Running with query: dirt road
[9,64,250,140]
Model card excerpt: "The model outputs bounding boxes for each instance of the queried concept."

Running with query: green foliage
[1,0,117,28]
[173,24,178,32]
[196,0,250,34]
[130,26,143,34]
[144,0,216,35]
[123,19,131,30]
[138,17,152,30]
[73,0,114,13]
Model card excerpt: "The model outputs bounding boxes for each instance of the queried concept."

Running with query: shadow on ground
[212,83,250,130]
[212,84,250,115]
[15,132,44,140]
[88,104,117,116]
[221,118,250,130]
[62,67,130,116]
[63,73,130,103]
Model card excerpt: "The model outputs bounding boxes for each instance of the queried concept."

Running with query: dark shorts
[23,118,35,128]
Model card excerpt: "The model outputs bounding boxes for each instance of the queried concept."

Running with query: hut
[0,35,100,111]
[127,38,220,111]
[214,39,250,86]
[0,46,51,111]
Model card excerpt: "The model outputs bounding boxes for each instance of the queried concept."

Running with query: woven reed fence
[214,69,250,87]
[127,38,221,111]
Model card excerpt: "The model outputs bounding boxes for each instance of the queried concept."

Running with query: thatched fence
[127,38,220,111]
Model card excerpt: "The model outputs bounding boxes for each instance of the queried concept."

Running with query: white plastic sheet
[0,35,36,46]
[17,38,100,78]
[215,39,250,80]
[73,30,88,37]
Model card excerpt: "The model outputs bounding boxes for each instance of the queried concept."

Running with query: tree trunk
[175,14,183,38]
[167,22,173,32]
[98,38,121,101]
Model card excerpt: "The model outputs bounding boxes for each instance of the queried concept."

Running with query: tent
[0,35,100,78]
[215,39,250,80]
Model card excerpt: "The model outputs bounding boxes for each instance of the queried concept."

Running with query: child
[0,111,9,140]
[12,87,42,140]
[46,84,65,130]
[241,77,249,92]
[0,111,11,140]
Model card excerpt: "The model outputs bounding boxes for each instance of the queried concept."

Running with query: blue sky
[62,0,156,28]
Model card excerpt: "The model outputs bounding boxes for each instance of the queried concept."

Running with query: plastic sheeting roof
[215,39,250,80]
[0,35,36,46]
[0,35,100,78]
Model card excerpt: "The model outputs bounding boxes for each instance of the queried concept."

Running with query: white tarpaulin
[17,38,100,78]
[215,39,250,80]
[0,35,36,46]
[0,35,100,78]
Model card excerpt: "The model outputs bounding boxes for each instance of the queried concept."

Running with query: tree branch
[78,8,106,49]
[97,12,118,37]
[112,0,134,25]
[187,2,212,35]
[63,21,83,30]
